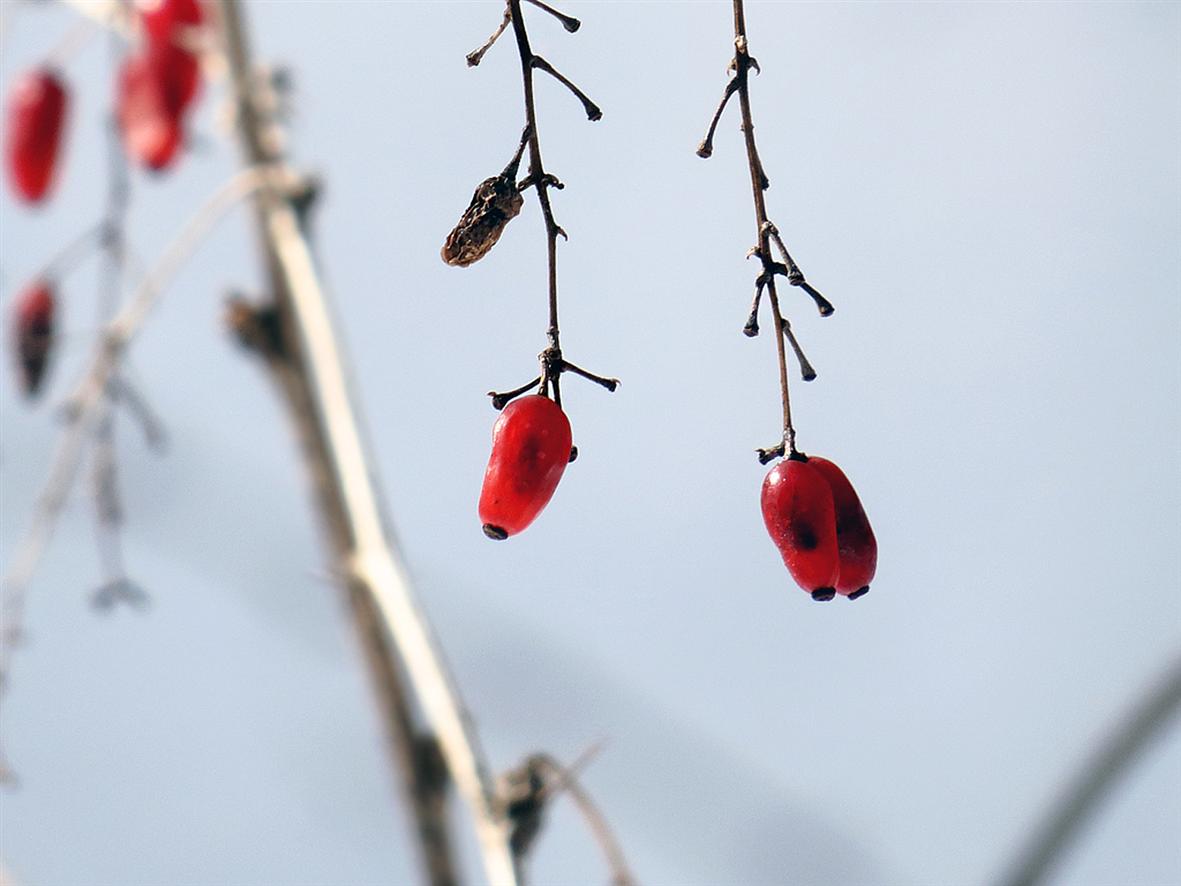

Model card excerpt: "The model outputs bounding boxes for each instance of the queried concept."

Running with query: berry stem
[699,0,840,459]
[730,1,797,456]
[495,0,614,406]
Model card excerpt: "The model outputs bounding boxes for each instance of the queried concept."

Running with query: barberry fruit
[478,395,573,539]
[11,282,56,397]
[116,51,185,171]
[5,68,68,204]
[761,456,840,600]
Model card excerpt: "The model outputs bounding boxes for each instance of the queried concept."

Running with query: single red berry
[11,282,56,398]
[137,0,205,47]
[5,68,69,204]
[761,456,840,600]
[478,395,573,539]
[116,52,184,171]
[808,456,877,599]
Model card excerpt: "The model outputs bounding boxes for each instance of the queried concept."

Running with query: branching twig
[0,167,267,752]
[503,747,636,886]
[697,1,833,460]
[477,0,616,410]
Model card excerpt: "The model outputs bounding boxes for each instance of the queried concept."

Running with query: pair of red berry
[761,454,877,601]
[117,0,205,171]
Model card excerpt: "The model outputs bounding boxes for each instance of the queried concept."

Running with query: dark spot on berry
[847,586,870,600]
[482,524,508,540]
[793,523,818,550]
[811,587,836,602]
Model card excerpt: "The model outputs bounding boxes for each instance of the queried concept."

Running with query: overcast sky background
[1,2,1179,885]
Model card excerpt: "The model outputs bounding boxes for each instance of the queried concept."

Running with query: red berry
[116,51,185,171]
[761,457,840,600]
[478,395,573,539]
[5,68,68,204]
[11,282,56,398]
[809,457,877,599]
[138,0,205,47]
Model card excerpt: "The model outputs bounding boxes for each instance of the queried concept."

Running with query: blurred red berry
[761,456,840,600]
[11,282,56,398]
[5,68,68,204]
[116,51,185,171]
[808,456,877,599]
[479,395,573,539]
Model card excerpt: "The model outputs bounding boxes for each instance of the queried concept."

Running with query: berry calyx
[5,68,69,204]
[808,456,877,598]
[11,282,56,398]
[760,455,840,600]
[478,394,573,539]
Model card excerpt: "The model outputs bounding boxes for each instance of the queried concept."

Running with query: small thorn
[756,443,785,465]
[811,588,836,602]
[483,523,509,541]
[525,0,580,33]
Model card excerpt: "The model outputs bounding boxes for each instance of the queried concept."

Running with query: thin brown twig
[503,748,636,886]
[477,0,616,411]
[698,0,834,462]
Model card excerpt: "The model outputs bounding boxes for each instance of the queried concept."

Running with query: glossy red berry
[761,457,840,600]
[478,395,573,539]
[5,68,68,204]
[11,282,56,398]
[138,0,205,47]
[809,457,877,599]
[116,51,185,171]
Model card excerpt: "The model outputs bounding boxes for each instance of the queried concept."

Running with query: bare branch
[524,0,580,33]
[996,655,1181,886]
[467,4,511,67]
[217,2,520,881]
[504,750,637,886]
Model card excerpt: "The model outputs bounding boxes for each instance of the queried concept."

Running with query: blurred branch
[214,1,519,883]
[532,750,635,886]
[0,167,267,773]
[996,653,1181,886]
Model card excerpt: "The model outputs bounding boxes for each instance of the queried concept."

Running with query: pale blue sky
[2,2,1179,884]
